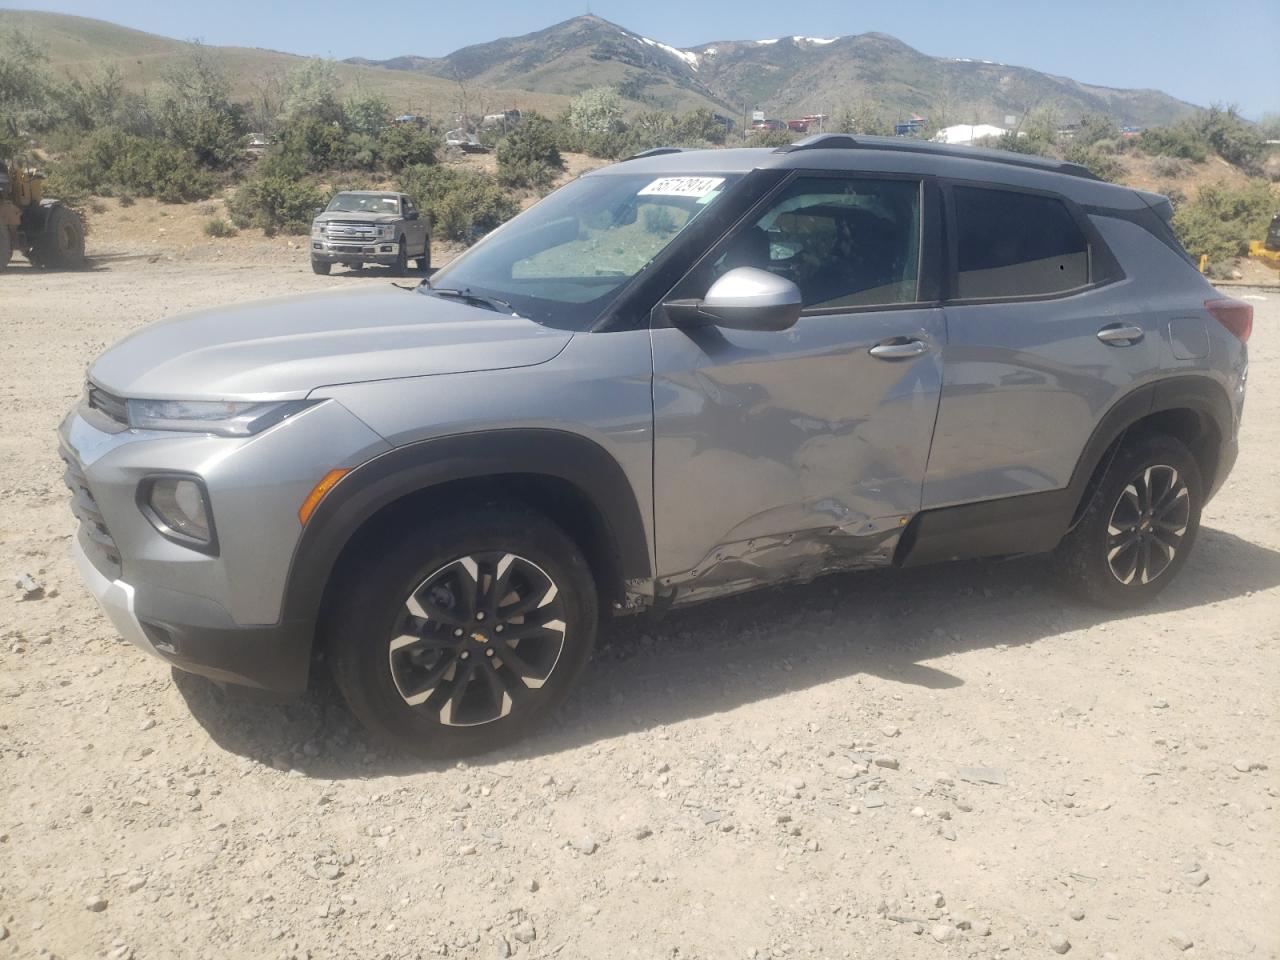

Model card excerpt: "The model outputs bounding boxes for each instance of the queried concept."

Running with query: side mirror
[665,267,802,332]
[406,210,419,220]
[314,206,324,215]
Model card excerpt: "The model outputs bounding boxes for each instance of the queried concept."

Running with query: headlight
[139,476,216,550]
[376,225,394,239]
[312,222,325,237]
[126,399,315,436]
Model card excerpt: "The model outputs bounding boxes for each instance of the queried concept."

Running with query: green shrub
[203,218,237,237]
[1151,155,1192,179]
[496,114,564,188]
[1138,123,1208,162]
[1199,105,1265,169]
[269,116,353,175]
[1172,179,1277,261]
[45,129,217,202]
[377,123,439,172]
[398,164,518,243]
[748,129,796,148]
[1062,144,1123,182]
[226,175,325,234]
[567,86,625,137]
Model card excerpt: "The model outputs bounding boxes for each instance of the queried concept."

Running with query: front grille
[324,220,379,241]
[87,383,128,425]
[59,441,122,575]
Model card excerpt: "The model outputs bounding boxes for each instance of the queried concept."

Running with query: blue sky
[8,0,1278,117]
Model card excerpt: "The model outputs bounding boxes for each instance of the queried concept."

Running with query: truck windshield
[423,172,741,328]
[327,194,401,214]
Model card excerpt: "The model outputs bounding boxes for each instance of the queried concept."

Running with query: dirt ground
[0,238,1277,960]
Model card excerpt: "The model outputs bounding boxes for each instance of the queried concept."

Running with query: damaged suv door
[651,174,945,601]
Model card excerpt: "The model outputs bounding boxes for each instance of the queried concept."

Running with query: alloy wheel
[388,553,567,726]
[1105,464,1191,586]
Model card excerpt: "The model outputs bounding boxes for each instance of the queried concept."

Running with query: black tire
[311,259,331,275]
[35,204,85,269]
[325,505,598,758]
[415,238,430,273]
[348,261,363,271]
[0,227,10,272]
[1054,432,1202,608]
[391,237,408,277]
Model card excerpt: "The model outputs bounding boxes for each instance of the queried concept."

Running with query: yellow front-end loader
[1,159,86,273]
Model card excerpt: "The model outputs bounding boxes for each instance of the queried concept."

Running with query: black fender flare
[278,428,652,624]
[1065,373,1235,523]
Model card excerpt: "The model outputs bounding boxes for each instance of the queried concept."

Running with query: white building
[932,123,1009,145]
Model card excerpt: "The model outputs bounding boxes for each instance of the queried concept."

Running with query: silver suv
[310,190,430,276]
[60,135,1250,757]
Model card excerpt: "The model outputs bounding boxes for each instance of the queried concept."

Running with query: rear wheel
[326,505,598,758]
[35,204,85,269]
[311,258,331,275]
[1055,433,1202,608]
[0,226,10,271]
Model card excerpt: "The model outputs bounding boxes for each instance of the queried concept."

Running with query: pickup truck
[310,190,430,276]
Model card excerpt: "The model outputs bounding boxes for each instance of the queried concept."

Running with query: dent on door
[651,307,946,602]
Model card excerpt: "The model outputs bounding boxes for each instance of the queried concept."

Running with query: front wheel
[391,238,408,277]
[1054,433,1202,608]
[415,238,430,273]
[326,506,598,758]
[35,204,86,269]
[311,258,331,275]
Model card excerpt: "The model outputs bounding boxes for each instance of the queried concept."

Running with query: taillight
[1205,297,1253,343]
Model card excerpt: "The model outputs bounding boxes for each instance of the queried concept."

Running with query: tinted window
[953,187,1089,299]
[703,177,921,309]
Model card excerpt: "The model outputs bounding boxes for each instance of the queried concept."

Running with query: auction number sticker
[638,176,726,198]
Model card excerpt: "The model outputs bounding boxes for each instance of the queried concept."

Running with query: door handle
[1097,324,1145,345]
[869,338,929,360]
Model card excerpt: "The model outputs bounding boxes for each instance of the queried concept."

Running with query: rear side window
[953,187,1089,299]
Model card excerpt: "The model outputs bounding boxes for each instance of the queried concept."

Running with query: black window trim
[651,168,943,327]
[940,177,1125,307]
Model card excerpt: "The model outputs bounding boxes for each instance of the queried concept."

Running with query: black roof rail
[622,147,687,161]
[775,132,1099,181]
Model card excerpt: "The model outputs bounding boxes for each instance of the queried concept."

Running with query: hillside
[351,14,1200,126]
[0,9,571,120]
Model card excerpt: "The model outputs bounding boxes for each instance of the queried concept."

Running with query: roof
[592,134,1143,209]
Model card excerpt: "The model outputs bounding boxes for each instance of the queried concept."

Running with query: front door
[651,173,946,600]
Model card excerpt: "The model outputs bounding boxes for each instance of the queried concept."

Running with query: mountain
[0,9,572,119]
[0,9,1199,128]
[352,14,1200,127]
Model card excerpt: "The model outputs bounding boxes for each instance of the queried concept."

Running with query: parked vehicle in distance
[750,118,788,132]
[62,134,1250,757]
[445,129,489,153]
[309,191,429,276]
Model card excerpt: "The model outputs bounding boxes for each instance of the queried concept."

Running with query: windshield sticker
[638,176,726,199]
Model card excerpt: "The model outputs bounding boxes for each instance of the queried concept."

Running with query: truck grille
[324,221,379,241]
[59,440,122,576]
[87,383,129,425]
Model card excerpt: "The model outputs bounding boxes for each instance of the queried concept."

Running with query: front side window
[695,176,922,309]
[426,173,740,328]
[953,186,1089,299]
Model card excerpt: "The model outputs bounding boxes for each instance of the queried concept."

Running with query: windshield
[424,172,741,328]
[327,193,401,215]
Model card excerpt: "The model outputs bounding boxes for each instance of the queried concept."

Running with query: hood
[314,211,400,224]
[88,287,573,400]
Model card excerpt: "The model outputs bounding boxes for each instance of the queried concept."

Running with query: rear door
[651,173,947,595]
[924,183,1157,510]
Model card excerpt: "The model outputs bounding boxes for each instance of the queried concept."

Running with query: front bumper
[73,533,313,691]
[310,238,401,264]
[59,397,392,692]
